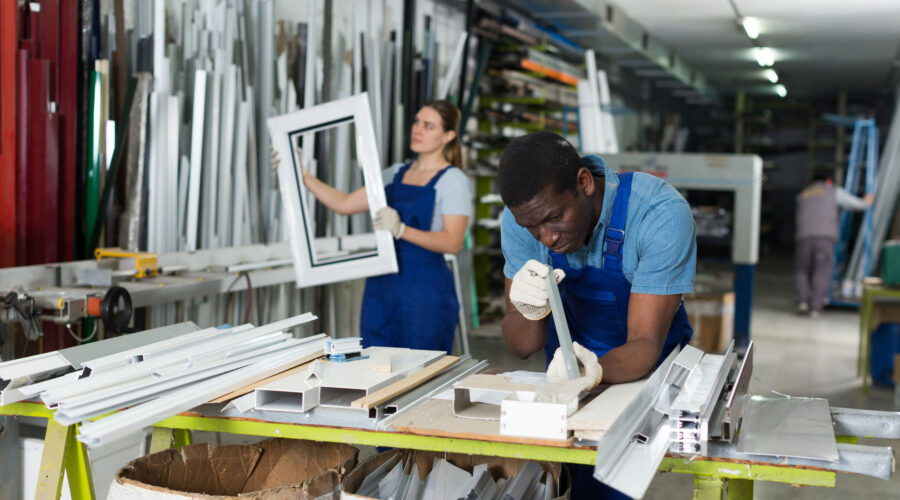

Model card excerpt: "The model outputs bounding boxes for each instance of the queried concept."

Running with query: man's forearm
[501,312,548,359]
[597,338,662,383]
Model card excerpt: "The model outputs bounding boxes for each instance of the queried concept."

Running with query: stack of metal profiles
[355,456,554,500]
[0,313,321,447]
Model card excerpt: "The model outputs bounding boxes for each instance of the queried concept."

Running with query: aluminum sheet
[737,396,839,462]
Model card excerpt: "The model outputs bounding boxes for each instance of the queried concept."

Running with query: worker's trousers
[795,236,835,312]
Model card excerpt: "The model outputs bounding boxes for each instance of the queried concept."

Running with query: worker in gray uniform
[795,172,873,318]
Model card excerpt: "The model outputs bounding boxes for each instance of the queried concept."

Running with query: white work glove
[374,207,406,239]
[547,341,602,385]
[270,145,310,180]
[509,259,565,320]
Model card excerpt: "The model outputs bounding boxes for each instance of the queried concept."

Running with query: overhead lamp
[753,47,775,67]
[741,17,760,40]
[775,84,787,97]
[764,69,779,83]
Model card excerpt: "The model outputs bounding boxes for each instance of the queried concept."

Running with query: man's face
[509,179,595,254]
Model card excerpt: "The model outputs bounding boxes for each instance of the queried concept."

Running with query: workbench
[858,282,900,391]
[3,401,893,500]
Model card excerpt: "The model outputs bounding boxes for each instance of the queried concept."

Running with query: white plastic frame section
[269,92,398,288]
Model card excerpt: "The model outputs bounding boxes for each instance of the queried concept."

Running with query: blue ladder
[825,115,878,305]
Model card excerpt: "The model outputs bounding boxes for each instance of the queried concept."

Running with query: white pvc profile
[254,347,445,413]
[203,70,223,248]
[43,326,260,406]
[79,323,252,373]
[186,69,207,251]
[50,329,319,410]
[146,91,161,252]
[3,370,83,405]
[268,93,398,288]
[45,313,317,406]
[0,353,75,405]
[217,65,237,246]
[0,352,72,387]
[77,340,329,448]
[55,337,322,425]
[596,70,619,154]
[438,33,468,100]
[232,99,251,245]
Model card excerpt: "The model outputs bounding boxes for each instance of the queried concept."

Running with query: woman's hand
[269,145,311,184]
[373,207,406,239]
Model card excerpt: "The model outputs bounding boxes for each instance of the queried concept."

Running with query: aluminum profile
[593,345,702,498]
[670,342,735,456]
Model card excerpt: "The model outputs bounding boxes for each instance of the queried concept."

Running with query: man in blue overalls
[498,131,695,499]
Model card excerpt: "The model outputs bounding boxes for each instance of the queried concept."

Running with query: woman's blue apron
[359,163,460,353]
[550,172,693,499]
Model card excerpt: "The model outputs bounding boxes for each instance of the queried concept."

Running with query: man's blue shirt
[501,155,696,295]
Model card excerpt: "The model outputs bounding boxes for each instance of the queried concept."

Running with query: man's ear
[577,167,595,196]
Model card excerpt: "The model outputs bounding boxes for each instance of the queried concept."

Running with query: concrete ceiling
[612,0,900,99]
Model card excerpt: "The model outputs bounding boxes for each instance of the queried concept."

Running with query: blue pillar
[734,264,755,351]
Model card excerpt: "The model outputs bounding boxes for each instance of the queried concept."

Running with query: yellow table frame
[2,401,842,500]
[858,283,900,392]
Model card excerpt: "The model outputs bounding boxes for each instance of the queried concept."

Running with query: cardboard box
[684,291,735,354]
[341,449,569,499]
[109,438,358,500]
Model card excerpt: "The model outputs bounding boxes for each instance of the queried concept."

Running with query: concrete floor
[468,257,899,499]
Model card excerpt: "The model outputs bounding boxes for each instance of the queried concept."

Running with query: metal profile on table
[545,273,580,380]
[76,331,326,447]
[670,342,734,455]
[592,346,700,499]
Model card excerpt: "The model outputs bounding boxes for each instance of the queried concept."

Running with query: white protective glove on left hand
[547,341,602,386]
[373,207,406,239]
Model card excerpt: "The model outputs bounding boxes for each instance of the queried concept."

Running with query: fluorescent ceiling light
[754,47,775,67]
[741,17,760,40]
[764,69,779,83]
[775,84,787,97]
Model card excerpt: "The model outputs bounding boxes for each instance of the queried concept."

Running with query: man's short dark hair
[498,131,582,208]
[811,169,832,183]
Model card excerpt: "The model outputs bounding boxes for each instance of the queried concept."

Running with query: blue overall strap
[425,165,454,188]
[392,162,412,184]
[603,172,634,272]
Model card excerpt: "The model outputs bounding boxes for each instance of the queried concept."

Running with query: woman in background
[276,100,470,353]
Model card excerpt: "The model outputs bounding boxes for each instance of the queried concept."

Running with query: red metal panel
[26,58,49,265]
[0,0,17,268]
[58,0,77,262]
[15,49,27,265]
[39,0,58,100]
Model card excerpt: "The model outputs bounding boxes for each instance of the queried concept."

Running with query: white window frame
[268,92,398,288]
